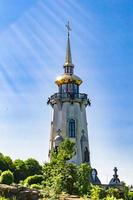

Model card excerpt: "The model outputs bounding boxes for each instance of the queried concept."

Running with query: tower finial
[66,21,71,36]
[64,21,74,68]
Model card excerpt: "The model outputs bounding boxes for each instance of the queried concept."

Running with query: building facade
[47,23,91,165]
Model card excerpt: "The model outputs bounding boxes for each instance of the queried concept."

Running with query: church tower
[47,22,91,165]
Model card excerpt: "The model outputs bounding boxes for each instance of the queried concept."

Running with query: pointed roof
[64,21,74,68]
[109,167,121,185]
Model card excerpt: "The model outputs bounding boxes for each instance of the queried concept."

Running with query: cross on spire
[64,21,74,68]
[114,167,118,175]
[66,21,71,36]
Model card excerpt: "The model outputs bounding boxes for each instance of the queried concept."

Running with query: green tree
[62,163,77,194]
[51,138,75,164]
[90,185,102,200]
[43,138,77,195]
[25,158,42,177]
[43,162,53,184]
[24,174,44,186]
[0,154,8,171]
[128,191,133,200]
[0,154,14,172]
[76,163,91,195]
[106,187,124,199]
[51,163,78,194]
[13,159,27,183]
[4,156,14,171]
[0,170,14,185]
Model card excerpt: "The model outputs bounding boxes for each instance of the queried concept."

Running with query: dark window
[68,83,73,93]
[65,67,73,74]
[62,84,67,93]
[73,84,79,93]
[69,119,75,138]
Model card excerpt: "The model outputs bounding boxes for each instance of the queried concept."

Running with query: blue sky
[0,0,133,185]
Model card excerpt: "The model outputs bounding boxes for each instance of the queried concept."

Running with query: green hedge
[24,175,44,186]
[0,170,14,185]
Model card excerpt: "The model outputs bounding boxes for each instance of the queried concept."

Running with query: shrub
[30,184,42,190]
[24,175,44,186]
[13,159,27,183]
[105,197,117,200]
[90,185,102,200]
[0,154,14,172]
[76,163,91,195]
[41,186,59,200]
[0,198,16,200]
[25,158,42,177]
[106,188,123,199]
[128,191,133,200]
[0,170,14,185]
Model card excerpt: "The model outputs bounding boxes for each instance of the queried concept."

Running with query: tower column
[47,22,91,165]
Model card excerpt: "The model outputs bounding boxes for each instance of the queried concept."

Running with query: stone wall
[0,184,41,200]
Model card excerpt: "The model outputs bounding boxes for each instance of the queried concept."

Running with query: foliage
[106,187,129,200]
[0,153,43,184]
[4,156,14,172]
[90,185,102,200]
[128,191,133,200]
[24,175,44,186]
[0,154,14,172]
[106,188,122,199]
[25,158,42,177]
[76,163,91,195]
[0,144,129,200]
[0,198,16,200]
[13,159,27,183]
[41,186,59,200]
[105,196,117,200]
[43,138,78,195]
[51,138,76,164]
[30,184,42,190]
[0,170,14,185]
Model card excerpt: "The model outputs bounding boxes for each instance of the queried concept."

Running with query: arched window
[69,119,75,138]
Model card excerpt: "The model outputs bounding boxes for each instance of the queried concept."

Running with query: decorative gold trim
[55,73,82,85]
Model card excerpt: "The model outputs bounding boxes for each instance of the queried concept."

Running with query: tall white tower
[47,22,91,165]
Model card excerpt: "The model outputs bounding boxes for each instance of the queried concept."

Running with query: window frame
[69,119,76,138]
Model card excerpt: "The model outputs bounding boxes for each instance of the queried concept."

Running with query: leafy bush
[90,185,102,200]
[0,198,16,200]
[76,163,91,195]
[0,170,14,185]
[128,191,133,200]
[0,154,14,172]
[24,175,44,186]
[30,184,42,190]
[25,158,42,177]
[13,159,27,183]
[105,197,117,200]
[106,188,121,199]
[41,186,59,200]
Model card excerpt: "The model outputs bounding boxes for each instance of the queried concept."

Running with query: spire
[64,21,74,68]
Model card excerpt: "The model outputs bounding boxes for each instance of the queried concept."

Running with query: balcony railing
[49,93,88,101]
[47,93,91,106]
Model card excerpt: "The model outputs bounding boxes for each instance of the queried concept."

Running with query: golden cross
[66,21,71,36]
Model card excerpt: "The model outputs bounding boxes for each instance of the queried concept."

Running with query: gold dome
[55,73,82,86]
